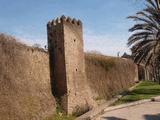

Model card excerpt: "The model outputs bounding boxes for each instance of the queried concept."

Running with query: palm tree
[128,0,160,66]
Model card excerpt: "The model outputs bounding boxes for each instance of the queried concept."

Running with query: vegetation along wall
[0,34,56,120]
[85,53,138,104]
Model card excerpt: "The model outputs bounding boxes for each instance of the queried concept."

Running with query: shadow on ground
[144,113,160,120]
[102,117,127,120]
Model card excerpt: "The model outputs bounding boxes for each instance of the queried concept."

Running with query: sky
[0,0,145,56]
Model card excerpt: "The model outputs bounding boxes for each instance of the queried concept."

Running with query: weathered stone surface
[85,54,138,101]
[47,16,95,114]
[0,34,56,120]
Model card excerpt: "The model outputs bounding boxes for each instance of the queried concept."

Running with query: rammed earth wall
[0,34,55,120]
[85,53,138,101]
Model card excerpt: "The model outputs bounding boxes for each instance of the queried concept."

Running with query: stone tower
[47,16,93,114]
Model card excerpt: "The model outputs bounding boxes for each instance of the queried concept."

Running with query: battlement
[47,15,82,28]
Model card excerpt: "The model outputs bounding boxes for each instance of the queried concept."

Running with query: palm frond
[128,0,160,66]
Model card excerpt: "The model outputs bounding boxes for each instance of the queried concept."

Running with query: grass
[112,81,160,106]
[44,104,75,120]
[44,112,75,120]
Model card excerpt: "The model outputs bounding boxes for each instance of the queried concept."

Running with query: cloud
[84,29,131,56]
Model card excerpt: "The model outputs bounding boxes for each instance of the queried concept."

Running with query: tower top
[47,15,82,28]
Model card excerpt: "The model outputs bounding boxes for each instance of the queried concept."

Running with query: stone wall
[0,34,56,120]
[85,53,138,103]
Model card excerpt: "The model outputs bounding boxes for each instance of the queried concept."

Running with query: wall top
[47,15,82,28]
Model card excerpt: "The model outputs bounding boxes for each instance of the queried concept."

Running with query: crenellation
[77,20,82,26]
[47,21,52,28]
[56,17,60,24]
[71,18,77,24]
[51,20,56,26]
[66,16,72,23]
[60,15,67,22]
[47,16,82,28]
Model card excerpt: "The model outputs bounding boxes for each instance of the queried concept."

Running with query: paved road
[97,101,160,120]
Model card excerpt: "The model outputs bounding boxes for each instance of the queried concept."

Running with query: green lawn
[112,81,160,106]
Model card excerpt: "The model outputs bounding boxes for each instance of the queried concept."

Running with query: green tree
[128,0,160,66]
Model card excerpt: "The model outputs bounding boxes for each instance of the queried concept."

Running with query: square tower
[47,16,93,114]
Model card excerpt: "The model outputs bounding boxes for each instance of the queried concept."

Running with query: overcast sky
[0,0,145,56]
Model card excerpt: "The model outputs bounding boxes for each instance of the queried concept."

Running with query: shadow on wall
[102,116,127,120]
[144,114,160,120]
